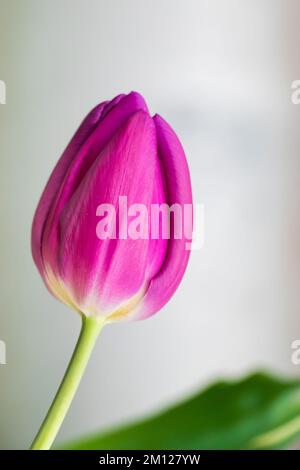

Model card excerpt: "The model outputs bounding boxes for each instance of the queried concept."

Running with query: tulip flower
[30,92,192,450]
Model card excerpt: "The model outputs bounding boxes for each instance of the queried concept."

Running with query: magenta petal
[144,157,168,282]
[31,100,108,276]
[43,111,159,317]
[138,114,192,319]
[32,92,148,280]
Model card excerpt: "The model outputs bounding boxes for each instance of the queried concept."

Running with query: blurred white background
[0,0,300,449]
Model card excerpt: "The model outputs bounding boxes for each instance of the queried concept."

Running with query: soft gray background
[0,0,300,449]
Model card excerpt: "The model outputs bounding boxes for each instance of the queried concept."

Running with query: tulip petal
[137,114,192,319]
[32,91,148,282]
[43,110,159,318]
[144,157,168,282]
[31,99,109,275]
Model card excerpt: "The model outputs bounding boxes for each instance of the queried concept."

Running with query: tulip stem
[30,315,105,450]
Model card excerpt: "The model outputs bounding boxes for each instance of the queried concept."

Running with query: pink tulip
[31,92,192,322]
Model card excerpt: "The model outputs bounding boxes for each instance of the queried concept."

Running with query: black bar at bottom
[0,449,297,466]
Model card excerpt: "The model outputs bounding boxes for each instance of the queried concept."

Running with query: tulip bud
[31,92,192,322]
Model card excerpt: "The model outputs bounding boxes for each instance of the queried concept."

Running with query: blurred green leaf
[63,372,300,450]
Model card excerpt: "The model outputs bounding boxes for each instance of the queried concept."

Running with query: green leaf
[63,372,300,450]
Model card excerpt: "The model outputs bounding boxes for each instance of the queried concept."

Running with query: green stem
[30,315,105,450]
